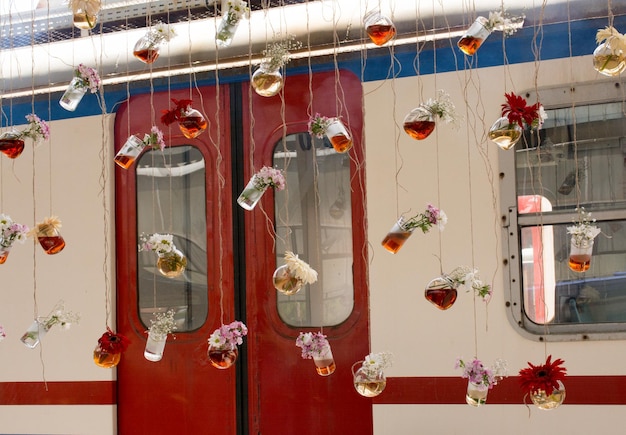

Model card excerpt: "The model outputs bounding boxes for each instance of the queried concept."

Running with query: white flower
[362,351,393,375]
[422,90,459,125]
[284,251,318,285]
[153,22,177,42]
[139,233,176,256]
[567,208,601,247]
[449,266,491,302]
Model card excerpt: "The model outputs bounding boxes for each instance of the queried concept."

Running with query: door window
[136,145,208,331]
[273,132,354,327]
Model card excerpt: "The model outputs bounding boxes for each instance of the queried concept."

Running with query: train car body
[0,1,625,434]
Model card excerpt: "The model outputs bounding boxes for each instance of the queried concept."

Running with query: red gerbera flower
[160,98,193,126]
[518,355,567,396]
[501,92,541,128]
[98,328,131,355]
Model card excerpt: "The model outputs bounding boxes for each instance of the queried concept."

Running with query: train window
[136,145,208,332]
[273,132,355,327]
[502,80,626,339]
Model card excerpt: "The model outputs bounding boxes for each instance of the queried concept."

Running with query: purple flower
[76,64,101,93]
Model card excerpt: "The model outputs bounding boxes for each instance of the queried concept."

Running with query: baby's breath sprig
[261,34,303,71]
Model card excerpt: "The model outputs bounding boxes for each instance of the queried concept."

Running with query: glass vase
[72,5,100,30]
[93,343,122,368]
[466,380,488,407]
[216,11,241,48]
[59,77,88,112]
[352,362,387,397]
[531,381,566,410]
[325,118,353,153]
[144,331,167,362]
[178,108,208,139]
[273,264,305,295]
[381,217,415,254]
[403,106,436,140]
[313,344,336,376]
[363,10,396,46]
[488,116,523,150]
[114,135,147,169]
[157,249,187,278]
[568,239,593,273]
[457,16,492,55]
[593,39,626,77]
[0,246,10,264]
[0,130,25,159]
[251,65,284,97]
[237,176,267,210]
[208,343,239,369]
[133,31,167,64]
[424,275,458,310]
[38,227,66,255]
[20,320,50,349]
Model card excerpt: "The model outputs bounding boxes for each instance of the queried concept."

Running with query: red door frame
[115,86,235,434]
[242,70,372,434]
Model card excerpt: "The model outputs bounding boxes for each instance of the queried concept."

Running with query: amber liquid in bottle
[114,154,135,169]
[425,288,458,310]
[73,12,98,30]
[315,360,336,376]
[354,380,386,397]
[93,349,121,368]
[0,138,25,159]
[381,231,411,254]
[38,236,66,255]
[568,254,591,272]
[133,48,160,64]
[457,36,484,55]
[488,129,522,150]
[209,347,238,369]
[403,120,436,140]
[329,134,353,153]
[0,251,9,264]
[179,116,208,139]
[366,24,396,46]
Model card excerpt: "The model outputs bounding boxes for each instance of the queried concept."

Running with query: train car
[0,0,625,434]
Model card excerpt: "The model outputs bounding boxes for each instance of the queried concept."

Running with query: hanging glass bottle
[424,275,458,310]
[312,343,336,376]
[324,118,353,153]
[114,135,147,169]
[20,320,50,348]
[251,65,284,97]
[133,24,177,65]
[381,217,415,254]
[403,106,436,140]
[593,27,626,77]
[466,380,489,407]
[487,117,523,150]
[216,0,248,48]
[156,248,188,278]
[208,342,239,369]
[531,381,566,410]
[457,17,492,55]
[0,246,10,265]
[32,216,66,255]
[69,0,102,30]
[363,10,396,46]
[0,130,25,159]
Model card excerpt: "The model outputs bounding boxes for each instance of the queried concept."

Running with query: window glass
[510,97,626,336]
[136,145,208,331]
[273,132,355,327]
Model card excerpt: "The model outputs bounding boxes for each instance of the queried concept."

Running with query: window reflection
[136,146,208,331]
[273,133,355,327]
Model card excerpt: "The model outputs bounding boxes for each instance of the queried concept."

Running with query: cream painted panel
[0,405,116,434]
[374,404,623,434]
[0,114,116,382]
[364,54,626,379]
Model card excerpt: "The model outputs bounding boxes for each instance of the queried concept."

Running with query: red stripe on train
[0,381,115,405]
[0,376,623,405]
[373,376,626,405]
